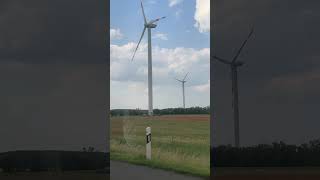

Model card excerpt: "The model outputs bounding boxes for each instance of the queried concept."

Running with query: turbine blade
[175,78,183,82]
[140,0,147,24]
[183,72,189,81]
[131,27,146,61]
[232,27,254,63]
[213,56,231,64]
[149,16,166,24]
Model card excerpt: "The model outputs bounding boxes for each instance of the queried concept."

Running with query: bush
[212,139,320,167]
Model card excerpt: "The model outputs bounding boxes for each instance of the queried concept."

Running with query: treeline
[211,139,320,167]
[154,106,210,115]
[110,109,148,116]
[0,151,109,172]
[111,106,210,116]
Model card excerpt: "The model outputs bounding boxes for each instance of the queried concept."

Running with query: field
[110,115,210,177]
[0,171,109,180]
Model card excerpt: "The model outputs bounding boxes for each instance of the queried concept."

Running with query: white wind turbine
[131,0,166,116]
[175,72,189,108]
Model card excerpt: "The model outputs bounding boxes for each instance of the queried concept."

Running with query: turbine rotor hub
[145,23,157,28]
[234,61,245,66]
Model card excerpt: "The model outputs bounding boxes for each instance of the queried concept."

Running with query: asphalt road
[110,161,205,180]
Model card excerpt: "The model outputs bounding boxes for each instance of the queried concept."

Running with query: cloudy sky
[2,0,319,153]
[0,0,108,152]
[212,0,320,146]
[110,0,210,109]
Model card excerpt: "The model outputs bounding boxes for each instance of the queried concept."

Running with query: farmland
[110,115,210,177]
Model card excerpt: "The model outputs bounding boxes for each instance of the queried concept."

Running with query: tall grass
[110,115,210,177]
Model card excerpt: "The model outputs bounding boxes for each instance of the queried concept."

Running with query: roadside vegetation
[212,139,320,167]
[110,115,210,177]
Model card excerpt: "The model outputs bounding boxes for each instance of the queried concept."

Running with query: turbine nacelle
[175,72,189,83]
[213,27,254,67]
[145,16,166,28]
[131,0,166,115]
[175,72,189,109]
[213,26,254,147]
[131,1,165,61]
[145,23,157,28]
[176,79,187,83]
[233,61,245,67]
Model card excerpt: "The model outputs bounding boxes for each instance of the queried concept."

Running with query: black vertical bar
[106,0,110,171]
[210,0,215,177]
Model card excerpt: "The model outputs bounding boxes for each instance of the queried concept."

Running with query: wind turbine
[175,72,189,108]
[213,27,254,148]
[131,0,165,116]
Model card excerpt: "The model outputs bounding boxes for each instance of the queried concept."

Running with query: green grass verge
[110,115,210,177]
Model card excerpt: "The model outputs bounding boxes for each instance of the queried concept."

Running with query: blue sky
[110,0,210,109]
[110,0,209,48]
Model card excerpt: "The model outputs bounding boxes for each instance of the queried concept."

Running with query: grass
[110,115,210,177]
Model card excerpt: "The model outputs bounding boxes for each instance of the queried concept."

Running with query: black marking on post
[146,134,151,144]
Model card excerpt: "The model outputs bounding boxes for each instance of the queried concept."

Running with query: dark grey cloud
[0,0,107,63]
[0,64,108,152]
[212,0,320,146]
[0,0,108,152]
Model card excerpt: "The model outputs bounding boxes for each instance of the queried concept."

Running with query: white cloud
[110,28,123,40]
[168,0,184,7]
[111,80,148,109]
[110,42,210,109]
[175,9,183,18]
[153,33,168,40]
[128,82,148,95]
[193,80,210,93]
[111,42,209,85]
[194,0,210,33]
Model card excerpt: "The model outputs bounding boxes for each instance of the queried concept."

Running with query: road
[110,161,205,180]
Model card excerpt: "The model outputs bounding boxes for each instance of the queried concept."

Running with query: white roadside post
[146,127,151,160]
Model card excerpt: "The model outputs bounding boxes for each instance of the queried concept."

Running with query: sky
[0,0,108,152]
[212,0,320,146]
[1,0,319,153]
[110,0,210,109]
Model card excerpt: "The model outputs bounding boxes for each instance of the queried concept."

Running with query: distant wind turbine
[131,0,166,116]
[175,72,189,108]
[213,27,254,148]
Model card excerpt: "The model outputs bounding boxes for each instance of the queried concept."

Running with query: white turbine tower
[175,72,189,108]
[131,0,165,116]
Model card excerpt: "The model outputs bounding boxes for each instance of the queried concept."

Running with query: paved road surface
[110,161,205,180]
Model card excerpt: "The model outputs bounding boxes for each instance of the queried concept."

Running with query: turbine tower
[213,27,254,148]
[131,0,165,116]
[175,72,189,108]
